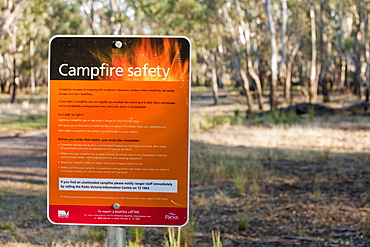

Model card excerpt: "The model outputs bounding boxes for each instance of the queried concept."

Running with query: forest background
[1,0,370,107]
[1,0,370,246]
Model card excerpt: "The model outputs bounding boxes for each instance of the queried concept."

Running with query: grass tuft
[164,227,181,247]
[211,230,222,247]
[89,226,106,242]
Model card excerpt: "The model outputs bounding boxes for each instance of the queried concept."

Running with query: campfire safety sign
[47,36,191,226]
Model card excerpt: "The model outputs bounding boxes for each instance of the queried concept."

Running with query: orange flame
[93,38,189,81]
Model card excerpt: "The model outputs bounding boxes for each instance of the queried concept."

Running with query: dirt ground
[0,93,370,246]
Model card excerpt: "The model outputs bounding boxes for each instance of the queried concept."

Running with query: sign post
[107,226,126,247]
[47,36,191,229]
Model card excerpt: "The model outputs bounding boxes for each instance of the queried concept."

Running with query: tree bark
[309,0,318,103]
[318,0,330,102]
[210,53,219,105]
[263,0,279,109]
[353,3,363,98]
[279,0,288,89]
[10,55,17,103]
[364,2,370,102]
[234,0,263,110]
[239,67,254,109]
[337,3,348,90]
[30,39,36,94]
[285,42,300,105]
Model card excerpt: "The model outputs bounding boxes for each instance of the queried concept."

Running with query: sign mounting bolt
[112,203,120,210]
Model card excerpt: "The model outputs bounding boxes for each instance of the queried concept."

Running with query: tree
[309,0,319,104]
[336,2,350,90]
[0,0,26,37]
[7,24,26,103]
[317,0,330,102]
[234,0,264,110]
[365,2,370,102]
[279,0,288,101]
[263,0,279,109]
[1,0,370,107]
[352,0,364,98]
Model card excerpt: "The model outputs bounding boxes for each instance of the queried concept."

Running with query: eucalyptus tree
[263,0,279,108]
[365,1,370,102]
[334,1,352,90]
[317,0,330,102]
[351,0,363,98]
[225,0,265,110]
[309,0,319,104]
[0,0,26,38]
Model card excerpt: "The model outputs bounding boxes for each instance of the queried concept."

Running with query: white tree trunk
[234,0,263,110]
[263,0,279,109]
[279,0,288,80]
[365,4,370,101]
[309,0,318,103]
[211,53,219,105]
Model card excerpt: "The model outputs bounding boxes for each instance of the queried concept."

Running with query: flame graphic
[93,38,189,81]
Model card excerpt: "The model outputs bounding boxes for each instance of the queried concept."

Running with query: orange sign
[48,36,190,226]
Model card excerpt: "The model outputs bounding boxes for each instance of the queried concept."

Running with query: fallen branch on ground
[249,102,370,118]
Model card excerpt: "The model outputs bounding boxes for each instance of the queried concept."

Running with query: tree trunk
[10,55,17,103]
[247,59,263,110]
[234,0,263,110]
[364,2,370,102]
[309,0,318,103]
[279,0,288,90]
[30,39,36,95]
[210,53,219,105]
[318,0,330,102]
[353,3,363,98]
[240,68,254,109]
[339,57,348,90]
[319,63,330,102]
[285,42,300,105]
[263,0,278,109]
[338,4,348,90]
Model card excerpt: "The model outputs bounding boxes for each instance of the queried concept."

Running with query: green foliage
[0,0,367,107]
[0,221,17,236]
[308,106,315,120]
[344,37,355,51]
[182,219,197,246]
[128,226,145,245]
[237,214,250,231]
[127,241,142,247]
[320,149,331,161]
[263,109,301,125]
[191,110,245,131]
[232,168,248,196]
[88,226,106,242]
[47,0,85,35]
[0,114,47,131]
[233,109,244,124]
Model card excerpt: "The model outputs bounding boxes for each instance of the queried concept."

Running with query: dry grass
[1,90,370,246]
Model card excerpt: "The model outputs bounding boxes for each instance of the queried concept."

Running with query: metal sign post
[107,226,126,247]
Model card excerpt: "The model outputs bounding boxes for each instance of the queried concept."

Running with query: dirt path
[1,106,370,246]
[190,122,370,153]
[0,129,47,186]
